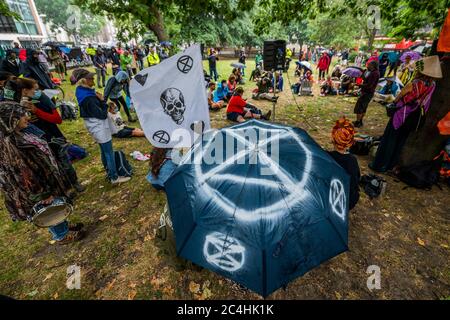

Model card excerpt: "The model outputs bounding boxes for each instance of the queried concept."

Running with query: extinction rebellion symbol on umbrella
[177,55,194,74]
[329,179,346,221]
[203,232,245,273]
[152,130,170,144]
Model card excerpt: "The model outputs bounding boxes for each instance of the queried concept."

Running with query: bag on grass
[114,150,133,177]
[67,144,88,162]
[59,101,78,121]
[350,134,375,156]
[360,174,387,199]
[396,157,442,190]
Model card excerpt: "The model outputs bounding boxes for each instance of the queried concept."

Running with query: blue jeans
[209,67,218,81]
[99,140,118,181]
[48,220,69,240]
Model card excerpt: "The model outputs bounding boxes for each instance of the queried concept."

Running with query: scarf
[0,101,67,221]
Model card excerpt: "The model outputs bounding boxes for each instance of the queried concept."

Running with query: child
[328,117,360,210]
[107,102,145,138]
[226,87,271,123]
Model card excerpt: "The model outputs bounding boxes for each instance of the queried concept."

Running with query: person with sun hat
[370,56,443,173]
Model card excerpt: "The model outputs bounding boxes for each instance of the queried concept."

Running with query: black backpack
[59,101,78,121]
[350,135,379,156]
[114,151,133,177]
[396,158,442,190]
[360,174,387,199]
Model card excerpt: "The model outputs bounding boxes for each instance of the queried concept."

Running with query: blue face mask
[32,90,42,99]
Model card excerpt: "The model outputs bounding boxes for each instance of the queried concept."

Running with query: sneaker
[111,176,131,184]
[57,230,85,245]
[262,110,272,121]
[68,222,84,232]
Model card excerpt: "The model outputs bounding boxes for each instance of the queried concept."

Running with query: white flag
[130,44,211,148]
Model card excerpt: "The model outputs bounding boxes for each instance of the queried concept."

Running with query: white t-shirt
[107,112,126,135]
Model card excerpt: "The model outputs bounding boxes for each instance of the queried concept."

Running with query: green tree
[74,0,256,42]
[1,0,20,20]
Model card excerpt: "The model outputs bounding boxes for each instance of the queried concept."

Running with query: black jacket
[0,59,21,76]
[20,50,55,90]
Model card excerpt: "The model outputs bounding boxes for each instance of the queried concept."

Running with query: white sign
[130,45,211,148]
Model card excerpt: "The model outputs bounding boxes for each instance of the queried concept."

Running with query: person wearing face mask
[3,77,86,193]
[0,50,21,76]
[73,68,131,185]
[0,101,85,244]
[103,70,135,122]
[20,49,55,90]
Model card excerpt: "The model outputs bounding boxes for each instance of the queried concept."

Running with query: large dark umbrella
[165,120,350,297]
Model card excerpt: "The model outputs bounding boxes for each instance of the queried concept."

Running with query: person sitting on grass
[338,74,354,95]
[207,82,225,111]
[328,117,360,210]
[373,76,400,104]
[213,80,229,103]
[249,65,263,82]
[320,76,337,96]
[146,147,178,191]
[252,77,278,102]
[107,102,145,138]
[0,101,85,244]
[227,75,237,100]
[226,87,272,123]
[232,68,244,85]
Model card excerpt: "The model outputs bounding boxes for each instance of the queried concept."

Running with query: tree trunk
[147,5,169,42]
[399,58,450,166]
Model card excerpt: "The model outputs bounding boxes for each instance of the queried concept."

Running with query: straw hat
[416,55,443,79]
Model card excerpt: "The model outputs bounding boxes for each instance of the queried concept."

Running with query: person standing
[238,50,246,76]
[147,46,160,67]
[20,49,55,90]
[109,47,121,75]
[255,50,263,68]
[86,43,96,62]
[73,68,131,184]
[370,56,442,173]
[353,60,380,128]
[0,50,21,76]
[120,50,133,77]
[317,52,330,81]
[93,49,107,88]
[48,47,65,81]
[208,49,219,81]
[136,45,145,71]
[378,53,390,78]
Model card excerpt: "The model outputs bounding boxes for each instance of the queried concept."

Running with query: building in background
[0,0,46,49]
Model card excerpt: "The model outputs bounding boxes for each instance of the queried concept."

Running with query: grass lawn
[0,58,448,300]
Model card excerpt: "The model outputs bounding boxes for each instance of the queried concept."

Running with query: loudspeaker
[263,40,286,71]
